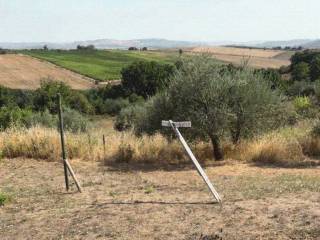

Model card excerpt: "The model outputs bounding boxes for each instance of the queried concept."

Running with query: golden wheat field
[191,47,292,69]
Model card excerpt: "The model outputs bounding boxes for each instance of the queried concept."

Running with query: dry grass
[190,47,291,69]
[239,135,305,167]
[1,158,320,239]
[1,120,320,167]
[192,47,285,58]
[0,126,212,165]
[225,122,320,167]
[299,136,320,157]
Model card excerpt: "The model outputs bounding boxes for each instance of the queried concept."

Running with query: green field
[21,49,178,81]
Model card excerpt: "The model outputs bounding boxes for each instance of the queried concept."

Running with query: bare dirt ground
[191,47,291,69]
[1,158,320,239]
[0,54,94,89]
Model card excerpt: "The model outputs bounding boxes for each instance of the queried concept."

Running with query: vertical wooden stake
[57,93,82,193]
[57,93,69,191]
[103,134,106,157]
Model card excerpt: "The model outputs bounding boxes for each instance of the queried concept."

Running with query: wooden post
[162,120,222,204]
[103,134,106,157]
[57,93,82,193]
[57,93,69,191]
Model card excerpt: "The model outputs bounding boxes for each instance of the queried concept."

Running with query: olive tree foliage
[133,55,283,161]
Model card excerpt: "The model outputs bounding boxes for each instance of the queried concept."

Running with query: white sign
[161,121,191,128]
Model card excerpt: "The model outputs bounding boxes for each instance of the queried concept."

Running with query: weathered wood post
[103,134,106,157]
[57,93,69,191]
[162,120,222,204]
[57,93,82,193]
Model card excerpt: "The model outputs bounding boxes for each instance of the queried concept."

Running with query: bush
[293,96,319,118]
[0,86,34,109]
[24,110,58,128]
[101,98,130,116]
[68,91,94,114]
[293,96,311,111]
[292,62,310,81]
[310,56,320,81]
[114,104,146,131]
[121,61,175,98]
[0,192,11,206]
[34,80,93,114]
[0,107,33,130]
[286,81,315,96]
[62,108,89,133]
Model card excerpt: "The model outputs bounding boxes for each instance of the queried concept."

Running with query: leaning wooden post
[57,94,82,193]
[162,120,222,204]
[57,93,69,191]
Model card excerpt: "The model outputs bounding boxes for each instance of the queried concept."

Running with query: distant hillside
[0,38,207,50]
[250,39,320,49]
[303,40,320,49]
[2,38,320,50]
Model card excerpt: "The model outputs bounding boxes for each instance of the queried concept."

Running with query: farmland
[0,54,94,90]
[21,50,178,81]
[191,47,293,69]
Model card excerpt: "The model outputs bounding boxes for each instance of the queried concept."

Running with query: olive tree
[134,56,283,160]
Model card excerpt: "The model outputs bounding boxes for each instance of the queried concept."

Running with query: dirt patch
[191,47,291,69]
[0,54,94,89]
[0,159,319,239]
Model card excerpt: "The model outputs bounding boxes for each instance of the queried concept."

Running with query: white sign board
[161,121,191,128]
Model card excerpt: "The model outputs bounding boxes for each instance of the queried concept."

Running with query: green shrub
[121,61,175,98]
[310,56,320,81]
[34,80,93,114]
[114,104,147,131]
[287,81,315,96]
[128,93,144,104]
[102,98,130,116]
[292,62,310,81]
[24,110,58,128]
[0,106,33,130]
[62,108,89,133]
[0,192,11,206]
[293,96,311,111]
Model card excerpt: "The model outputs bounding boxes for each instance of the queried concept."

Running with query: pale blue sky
[0,0,319,42]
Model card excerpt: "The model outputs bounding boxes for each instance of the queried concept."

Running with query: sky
[0,0,319,43]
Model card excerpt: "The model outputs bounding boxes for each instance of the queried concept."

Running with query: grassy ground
[0,158,319,239]
[21,50,178,81]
